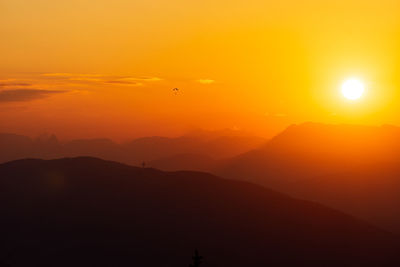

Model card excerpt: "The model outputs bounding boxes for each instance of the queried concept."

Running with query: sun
[341,79,365,100]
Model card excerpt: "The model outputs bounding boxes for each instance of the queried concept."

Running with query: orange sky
[1,0,400,140]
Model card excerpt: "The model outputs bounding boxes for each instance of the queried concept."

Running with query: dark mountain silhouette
[63,138,122,161]
[0,157,399,266]
[0,130,265,166]
[217,122,400,233]
[0,133,35,163]
[149,153,218,172]
[122,131,266,164]
[184,128,260,140]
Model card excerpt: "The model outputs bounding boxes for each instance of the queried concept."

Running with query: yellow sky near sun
[0,0,400,140]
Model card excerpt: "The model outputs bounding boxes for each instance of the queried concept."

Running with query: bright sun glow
[341,79,365,100]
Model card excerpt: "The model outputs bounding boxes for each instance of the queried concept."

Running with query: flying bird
[172,88,179,95]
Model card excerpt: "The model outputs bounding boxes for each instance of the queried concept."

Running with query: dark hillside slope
[0,157,398,266]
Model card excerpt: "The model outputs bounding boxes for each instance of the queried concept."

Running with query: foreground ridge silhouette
[189,249,203,267]
[0,157,399,266]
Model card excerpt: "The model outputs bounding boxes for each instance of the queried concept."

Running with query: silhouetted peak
[252,122,400,164]
[35,133,59,145]
[184,128,257,140]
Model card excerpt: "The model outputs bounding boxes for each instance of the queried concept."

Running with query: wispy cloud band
[0,89,66,103]
[197,79,215,84]
[41,73,162,87]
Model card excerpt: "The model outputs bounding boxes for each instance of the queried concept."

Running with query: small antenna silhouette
[189,249,203,267]
[142,161,146,168]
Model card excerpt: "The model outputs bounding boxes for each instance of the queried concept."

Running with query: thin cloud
[41,73,162,86]
[0,89,67,103]
[105,80,143,86]
[42,73,102,78]
[69,77,103,82]
[0,82,32,88]
[197,79,215,84]
[120,77,162,82]
[104,77,161,85]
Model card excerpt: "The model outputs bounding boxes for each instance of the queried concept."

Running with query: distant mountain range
[0,129,266,166]
[3,123,400,236]
[0,157,399,266]
[216,122,400,234]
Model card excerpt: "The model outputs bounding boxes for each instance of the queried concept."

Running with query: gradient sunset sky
[1,0,400,140]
